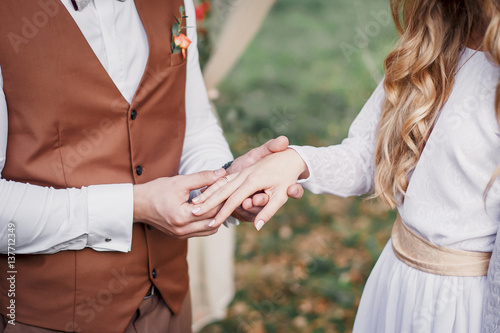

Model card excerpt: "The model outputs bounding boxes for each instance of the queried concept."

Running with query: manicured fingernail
[208,219,216,227]
[215,168,225,177]
[256,220,265,231]
[192,196,201,204]
[192,207,201,214]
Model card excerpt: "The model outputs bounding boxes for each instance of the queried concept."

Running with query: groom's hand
[133,169,226,239]
[227,136,304,222]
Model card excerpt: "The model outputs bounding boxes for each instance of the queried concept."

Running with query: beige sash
[391,216,491,276]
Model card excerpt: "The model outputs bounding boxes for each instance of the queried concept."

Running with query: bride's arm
[192,81,386,229]
[290,80,385,197]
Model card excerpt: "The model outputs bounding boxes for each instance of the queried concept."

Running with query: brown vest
[0,0,190,332]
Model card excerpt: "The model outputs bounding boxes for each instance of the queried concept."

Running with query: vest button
[147,224,153,230]
[152,269,157,279]
[136,165,143,176]
[131,109,137,120]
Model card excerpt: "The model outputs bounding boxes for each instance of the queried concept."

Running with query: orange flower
[174,33,191,58]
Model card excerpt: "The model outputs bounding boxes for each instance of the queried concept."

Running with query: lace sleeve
[290,80,385,197]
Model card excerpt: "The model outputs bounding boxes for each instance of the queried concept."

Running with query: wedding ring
[223,176,230,184]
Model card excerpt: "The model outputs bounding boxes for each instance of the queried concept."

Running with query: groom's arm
[178,0,233,176]
[179,1,303,223]
[0,65,135,254]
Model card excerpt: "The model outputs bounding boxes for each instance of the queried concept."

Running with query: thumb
[230,136,290,174]
[287,184,304,200]
[252,136,290,159]
[182,169,226,191]
[266,135,289,153]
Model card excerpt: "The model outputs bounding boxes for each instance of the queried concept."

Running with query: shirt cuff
[87,183,134,252]
[288,145,314,184]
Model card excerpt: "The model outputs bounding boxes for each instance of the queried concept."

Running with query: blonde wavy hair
[373,0,497,207]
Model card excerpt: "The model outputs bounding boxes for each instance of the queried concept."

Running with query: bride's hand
[191,149,308,230]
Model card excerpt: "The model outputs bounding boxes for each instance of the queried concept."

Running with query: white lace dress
[291,49,500,332]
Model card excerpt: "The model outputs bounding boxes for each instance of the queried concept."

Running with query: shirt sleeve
[179,0,233,176]
[0,66,134,255]
[289,80,386,197]
[180,0,237,226]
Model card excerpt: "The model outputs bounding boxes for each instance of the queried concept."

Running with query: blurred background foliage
[199,0,399,331]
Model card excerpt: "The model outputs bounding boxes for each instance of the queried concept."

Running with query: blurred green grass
[201,0,398,332]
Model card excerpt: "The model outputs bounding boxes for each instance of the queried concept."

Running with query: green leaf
[172,22,180,36]
[179,5,185,16]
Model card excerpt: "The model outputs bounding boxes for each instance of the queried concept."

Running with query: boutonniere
[171,6,192,59]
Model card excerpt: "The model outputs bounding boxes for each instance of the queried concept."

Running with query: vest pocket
[170,52,186,67]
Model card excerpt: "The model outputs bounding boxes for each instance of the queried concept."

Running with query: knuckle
[246,149,259,163]
[171,226,183,235]
[205,186,215,195]
[196,193,207,202]
[256,193,269,202]
[170,219,185,228]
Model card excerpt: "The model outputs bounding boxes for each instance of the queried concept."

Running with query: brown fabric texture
[0,291,192,333]
[0,0,191,332]
[392,215,492,276]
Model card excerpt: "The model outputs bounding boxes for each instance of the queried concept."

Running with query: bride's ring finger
[219,174,233,186]
[192,173,238,206]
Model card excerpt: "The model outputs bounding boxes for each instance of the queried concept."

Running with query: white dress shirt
[0,0,232,254]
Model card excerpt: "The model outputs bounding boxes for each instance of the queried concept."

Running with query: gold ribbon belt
[391,216,491,276]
